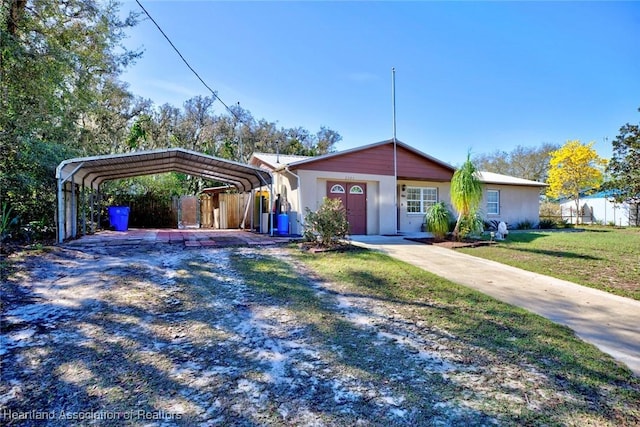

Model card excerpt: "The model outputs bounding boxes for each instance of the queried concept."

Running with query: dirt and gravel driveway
[1,241,636,426]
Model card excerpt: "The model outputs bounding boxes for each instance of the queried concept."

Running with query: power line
[134,0,240,122]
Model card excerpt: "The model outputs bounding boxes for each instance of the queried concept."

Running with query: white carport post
[56,162,83,244]
[56,178,64,244]
[71,179,77,238]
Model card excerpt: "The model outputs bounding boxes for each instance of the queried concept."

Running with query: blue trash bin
[108,206,130,231]
[276,213,288,236]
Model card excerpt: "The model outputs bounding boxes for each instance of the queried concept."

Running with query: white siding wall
[559,198,631,226]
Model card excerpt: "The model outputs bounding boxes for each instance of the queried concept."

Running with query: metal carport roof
[56,148,272,243]
[56,147,272,192]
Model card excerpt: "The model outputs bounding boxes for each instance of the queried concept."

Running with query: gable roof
[251,140,456,182]
[477,171,547,187]
[57,148,272,192]
[249,142,547,188]
[259,139,455,172]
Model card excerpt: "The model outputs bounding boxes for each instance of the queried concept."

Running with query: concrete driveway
[350,235,640,376]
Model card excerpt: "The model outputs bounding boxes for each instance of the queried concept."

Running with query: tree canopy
[0,0,342,241]
[605,108,640,203]
[126,97,341,162]
[546,140,607,224]
[1,0,141,231]
[473,143,559,182]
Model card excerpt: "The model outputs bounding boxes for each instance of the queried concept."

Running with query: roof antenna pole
[392,67,399,235]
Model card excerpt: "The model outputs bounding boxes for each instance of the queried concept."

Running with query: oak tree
[605,109,640,204]
[473,143,559,182]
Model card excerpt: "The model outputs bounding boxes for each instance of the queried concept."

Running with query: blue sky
[119,1,640,166]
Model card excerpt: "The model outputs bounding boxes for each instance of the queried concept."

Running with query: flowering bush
[302,197,349,247]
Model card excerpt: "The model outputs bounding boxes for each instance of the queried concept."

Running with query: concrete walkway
[350,234,640,376]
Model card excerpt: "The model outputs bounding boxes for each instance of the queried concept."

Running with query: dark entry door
[327,181,367,235]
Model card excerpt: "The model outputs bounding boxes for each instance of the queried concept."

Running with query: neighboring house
[249,139,547,235]
[558,190,639,226]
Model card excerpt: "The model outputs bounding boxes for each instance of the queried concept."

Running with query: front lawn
[457,226,640,300]
[3,243,639,425]
[292,247,640,425]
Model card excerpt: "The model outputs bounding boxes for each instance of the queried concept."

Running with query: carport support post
[81,183,86,236]
[56,162,84,243]
[250,189,255,232]
[97,188,103,232]
[89,189,94,234]
[71,181,77,239]
[57,177,65,243]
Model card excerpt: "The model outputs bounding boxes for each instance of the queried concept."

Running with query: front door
[327,181,367,235]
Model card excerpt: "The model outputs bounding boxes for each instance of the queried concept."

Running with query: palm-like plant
[450,153,483,240]
[424,202,451,240]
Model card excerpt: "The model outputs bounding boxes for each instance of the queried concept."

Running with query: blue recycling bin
[108,206,130,231]
[276,213,288,236]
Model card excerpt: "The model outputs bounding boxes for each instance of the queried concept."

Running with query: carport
[56,148,273,243]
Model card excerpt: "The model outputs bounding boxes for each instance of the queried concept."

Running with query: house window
[406,187,438,214]
[487,190,500,215]
[330,184,345,194]
[349,185,364,194]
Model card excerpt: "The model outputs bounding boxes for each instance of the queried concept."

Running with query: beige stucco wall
[271,171,543,235]
[397,180,453,233]
[268,170,301,235]
[481,184,542,227]
[294,170,396,235]
[397,181,542,232]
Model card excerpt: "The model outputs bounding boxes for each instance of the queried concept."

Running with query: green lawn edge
[457,227,640,301]
[232,246,640,425]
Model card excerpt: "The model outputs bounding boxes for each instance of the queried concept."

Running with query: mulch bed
[298,242,364,253]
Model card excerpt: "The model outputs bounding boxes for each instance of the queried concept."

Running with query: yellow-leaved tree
[546,140,607,224]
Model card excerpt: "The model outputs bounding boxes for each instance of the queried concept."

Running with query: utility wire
[135,0,240,122]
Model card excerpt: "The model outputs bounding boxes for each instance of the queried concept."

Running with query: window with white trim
[487,190,500,215]
[406,187,438,214]
[330,184,345,194]
[349,185,364,194]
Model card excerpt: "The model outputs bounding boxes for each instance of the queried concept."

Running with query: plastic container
[276,213,288,236]
[108,206,130,231]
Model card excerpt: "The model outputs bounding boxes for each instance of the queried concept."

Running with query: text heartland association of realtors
[1,409,182,421]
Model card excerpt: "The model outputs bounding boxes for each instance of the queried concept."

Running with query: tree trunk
[7,0,27,36]
[452,212,462,241]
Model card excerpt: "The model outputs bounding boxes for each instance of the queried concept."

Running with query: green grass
[457,226,640,300]
[235,247,640,425]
